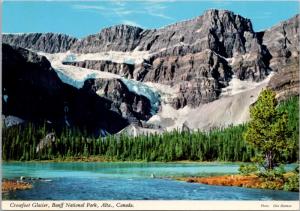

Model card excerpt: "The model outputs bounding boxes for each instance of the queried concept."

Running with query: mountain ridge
[2,9,299,134]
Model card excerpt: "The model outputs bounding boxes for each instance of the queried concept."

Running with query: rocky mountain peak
[2,33,78,53]
[71,24,143,53]
[3,10,298,113]
[203,9,253,32]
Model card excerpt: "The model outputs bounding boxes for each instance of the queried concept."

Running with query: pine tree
[244,89,291,169]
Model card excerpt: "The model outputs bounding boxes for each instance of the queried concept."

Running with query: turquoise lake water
[2,162,298,200]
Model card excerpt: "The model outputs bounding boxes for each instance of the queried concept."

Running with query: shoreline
[2,179,32,193]
[176,172,299,192]
[2,156,251,164]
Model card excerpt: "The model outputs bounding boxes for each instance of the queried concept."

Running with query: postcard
[1,0,299,210]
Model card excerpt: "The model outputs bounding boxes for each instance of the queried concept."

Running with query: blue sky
[3,1,299,38]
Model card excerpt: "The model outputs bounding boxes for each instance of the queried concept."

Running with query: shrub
[258,165,286,181]
[238,164,259,176]
[283,173,299,192]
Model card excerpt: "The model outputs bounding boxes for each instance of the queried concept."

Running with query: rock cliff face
[2,33,78,53]
[82,78,152,124]
[63,60,135,79]
[67,9,272,108]
[264,15,299,100]
[71,25,143,53]
[144,50,232,108]
[2,43,64,121]
[263,14,299,64]
[70,10,257,57]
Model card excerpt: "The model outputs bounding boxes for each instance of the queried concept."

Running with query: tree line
[2,97,298,163]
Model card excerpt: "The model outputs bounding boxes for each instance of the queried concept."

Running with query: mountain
[264,14,299,101]
[2,9,299,134]
[2,44,154,134]
[2,33,78,53]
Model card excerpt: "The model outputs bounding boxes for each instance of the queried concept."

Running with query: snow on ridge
[62,50,150,65]
[53,66,121,89]
[38,52,121,89]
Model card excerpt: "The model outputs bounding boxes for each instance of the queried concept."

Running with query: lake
[2,162,298,200]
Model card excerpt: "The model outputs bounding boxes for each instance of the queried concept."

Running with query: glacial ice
[62,53,76,63]
[38,52,161,115]
[38,52,121,89]
[121,78,161,114]
[55,69,98,89]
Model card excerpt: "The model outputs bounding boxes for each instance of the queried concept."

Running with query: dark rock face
[267,56,299,101]
[142,50,232,108]
[138,9,255,57]
[63,60,135,79]
[2,33,78,53]
[263,14,299,64]
[2,43,65,122]
[71,25,143,53]
[82,78,152,125]
[70,10,257,57]
[264,15,300,100]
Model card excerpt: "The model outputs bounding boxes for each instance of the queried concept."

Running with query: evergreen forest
[2,97,298,163]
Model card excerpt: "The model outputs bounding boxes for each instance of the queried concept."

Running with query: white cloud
[143,2,174,20]
[72,5,106,11]
[72,1,174,21]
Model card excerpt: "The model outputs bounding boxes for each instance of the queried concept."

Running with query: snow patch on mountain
[39,52,121,88]
[62,50,150,65]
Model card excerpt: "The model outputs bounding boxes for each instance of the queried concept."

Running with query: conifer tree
[244,89,291,169]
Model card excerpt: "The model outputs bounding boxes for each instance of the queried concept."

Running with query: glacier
[121,78,161,114]
[62,53,76,63]
[55,68,98,89]
[38,52,161,115]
